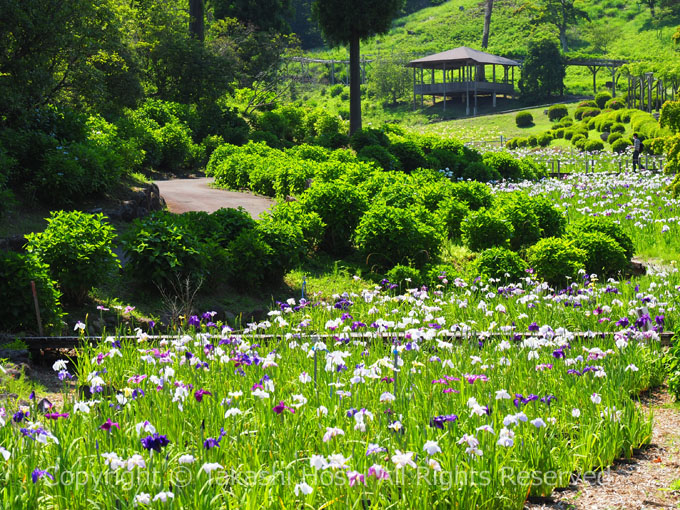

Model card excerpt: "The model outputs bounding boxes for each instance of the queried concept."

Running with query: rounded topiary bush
[472,247,527,283]
[515,111,534,127]
[607,132,623,144]
[226,229,274,289]
[527,135,539,147]
[436,197,470,239]
[584,140,604,152]
[449,181,494,210]
[568,231,628,278]
[548,104,569,121]
[349,127,389,152]
[605,98,625,110]
[571,216,634,260]
[461,208,513,252]
[353,204,444,269]
[537,132,553,147]
[25,211,119,303]
[527,237,586,287]
[595,91,612,109]
[0,251,63,334]
[611,138,630,153]
[610,122,626,134]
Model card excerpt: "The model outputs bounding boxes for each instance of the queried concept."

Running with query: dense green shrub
[647,137,669,155]
[607,132,623,144]
[205,143,241,176]
[249,130,282,148]
[610,122,626,134]
[575,107,600,120]
[256,216,306,283]
[573,137,587,150]
[556,117,573,128]
[329,84,345,97]
[461,208,513,252]
[122,211,208,285]
[611,138,630,153]
[530,195,566,238]
[226,229,274,289]
[449,181,494,210]
[389,141,427,172]
[459,161,501,182]
[584,140,604,152]
[350,127,390,152]
[554,128,565,139]
[571,216,634,260]
[25,211,119,302]
[571,133,586,145]
[472,247,528,283]
[261,201,325,252]
[436,197,470,239]
[288,144,331,162]
[301,180,367,256]
[527,237,586,287]
[578,100,598,108]
[184,207,255,248]
[568,231,628,278]
[0,251,63,334]
[515,111,533,127]
[482,152,524,180]
[354,203,444,269]
[424,263,461,287]
[358,144,401,170]
[604,98,625,110]
[527,135,539,147]
[660,100,680,134]
[548,104,569,121]
[537,132,553,147]
[499,193,541,250]
[386,265,423,289]
[595,91,612,109]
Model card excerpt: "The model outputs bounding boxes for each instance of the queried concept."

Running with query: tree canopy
[519,36,565,100]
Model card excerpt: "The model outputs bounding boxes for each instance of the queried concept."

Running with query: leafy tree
[313,0,403,135]
[519,0,589,51]
[369,58,411,105]
[211,0,293,32]
[0,0,131,124]
[519,36,565,101]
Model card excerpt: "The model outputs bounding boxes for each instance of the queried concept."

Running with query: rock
[0,349,29,365]
[600,132,610,142]
[285,195,297,202]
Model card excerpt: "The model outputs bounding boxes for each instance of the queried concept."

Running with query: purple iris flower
[45,413,69,420]
[141,433,170,452]
[615,317,630,327]
[99,419,119,432]
[528,322,539,332]
[188,315,201,327]
[429,414,458,429]
[272,401,295,414]
[31,469,54,484]
[194,389,212,402]
[13,410,27,423]
[204,428,226,449]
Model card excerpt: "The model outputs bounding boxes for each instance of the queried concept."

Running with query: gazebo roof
[407,47,520,69]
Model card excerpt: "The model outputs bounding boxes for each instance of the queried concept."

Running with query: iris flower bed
[495,171,680,262]
[0,269,676,508]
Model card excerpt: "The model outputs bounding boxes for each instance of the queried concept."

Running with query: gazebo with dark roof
[407,47,521,115]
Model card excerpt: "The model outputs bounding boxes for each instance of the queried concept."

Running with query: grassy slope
[314,0,679,61]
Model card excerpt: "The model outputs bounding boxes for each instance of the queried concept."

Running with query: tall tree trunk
[560,26,567,52]
[349,32,362,135]
[189,0,205,42]
[482,0,493,49]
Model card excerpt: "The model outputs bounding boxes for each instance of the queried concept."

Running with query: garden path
[154,177,274,218]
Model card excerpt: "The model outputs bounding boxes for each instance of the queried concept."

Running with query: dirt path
[155,177,274,218]
[526,386,680,510]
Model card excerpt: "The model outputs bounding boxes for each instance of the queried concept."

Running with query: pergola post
[431,68,435,105]
[646,73,653,113]
[466,79,469,116]
[492,64,497,107]
[420,67,424,107]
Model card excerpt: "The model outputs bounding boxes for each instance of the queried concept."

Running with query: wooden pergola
[407,47,520,116]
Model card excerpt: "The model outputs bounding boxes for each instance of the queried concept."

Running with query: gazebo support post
[492,64,496,107]
[443,62,447,112]
[474,63,478,116]
[610,66,617,98]
[412,67,417,110]
[420,67,424,107]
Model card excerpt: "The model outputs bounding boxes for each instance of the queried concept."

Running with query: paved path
[155,178,274,218]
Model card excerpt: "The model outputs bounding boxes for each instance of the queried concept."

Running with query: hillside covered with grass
[312,0,680,62]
